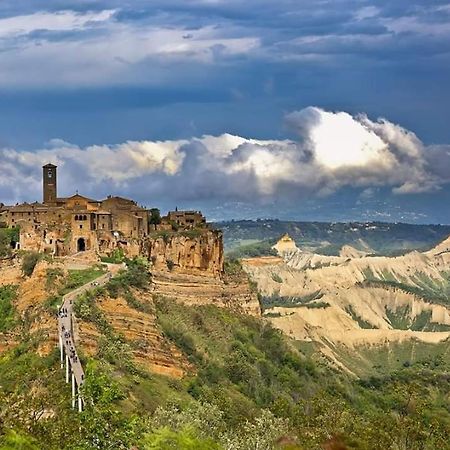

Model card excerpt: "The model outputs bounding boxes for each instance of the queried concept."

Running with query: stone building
[166,209,207,229]
[0,164,206,256]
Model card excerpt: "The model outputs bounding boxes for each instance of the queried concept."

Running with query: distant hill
[216,220,450,257]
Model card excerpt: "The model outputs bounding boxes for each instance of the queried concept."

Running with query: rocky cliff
[142,229,224,276]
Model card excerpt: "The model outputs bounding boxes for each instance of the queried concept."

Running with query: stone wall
[142,230,224,276]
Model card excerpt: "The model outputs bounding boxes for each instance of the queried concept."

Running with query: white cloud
[0,107,447,205]
[354,6,380,21]
[0,10,116,38]
[0,8,259,87]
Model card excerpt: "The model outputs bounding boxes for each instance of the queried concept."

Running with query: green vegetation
[100,248,125,264]
[271,273,283,283]
[42,267,106,313]
[45,268,64,289]
[0,285,17,332]
[61,267,106,295]
[148,228,205,244]
[385,305,412,329]
[180,229,203,239]
[0,227,19,258]
[223,258,243,276]
[334,338,450,377]
[226,239,278,259]
[149,208,162,225]
[105,257,150,298]
[345,305,377,329]
[1,294,450,448]
[218,220,450,256]
[1,257,450,449]
[21,252,41,277]
[359,270,450,307]
[260,290,325,310]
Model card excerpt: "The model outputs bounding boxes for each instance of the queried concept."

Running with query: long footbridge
[57,271,113,412]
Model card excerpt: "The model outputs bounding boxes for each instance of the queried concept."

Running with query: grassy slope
[1,260,450,449]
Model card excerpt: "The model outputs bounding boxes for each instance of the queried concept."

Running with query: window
[80,225,83,229]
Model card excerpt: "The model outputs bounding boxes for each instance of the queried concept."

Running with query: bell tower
[43,163,57,204]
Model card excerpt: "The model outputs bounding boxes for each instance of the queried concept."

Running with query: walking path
[57,267,116,411]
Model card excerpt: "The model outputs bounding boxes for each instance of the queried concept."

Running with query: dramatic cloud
[1,107,448,207]
[0,1,449,87]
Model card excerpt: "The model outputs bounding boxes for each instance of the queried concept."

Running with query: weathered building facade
[0,164,208,256]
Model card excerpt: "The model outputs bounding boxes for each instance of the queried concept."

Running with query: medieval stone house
[0,164,207,255]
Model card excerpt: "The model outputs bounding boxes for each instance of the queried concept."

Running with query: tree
[149,209,162,225]
[141,427,222,450]
[0,430,40,450]
[21,252,41,277]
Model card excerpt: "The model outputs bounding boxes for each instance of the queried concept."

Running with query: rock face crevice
[142,230,224,276]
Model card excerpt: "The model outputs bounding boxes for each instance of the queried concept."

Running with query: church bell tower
[43,163,57,204]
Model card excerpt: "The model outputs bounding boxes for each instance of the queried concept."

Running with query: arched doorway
[77,238,86,252]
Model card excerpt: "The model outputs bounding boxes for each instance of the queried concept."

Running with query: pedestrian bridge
[57,271,113,412]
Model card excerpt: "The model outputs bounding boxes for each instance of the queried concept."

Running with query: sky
[1,0,450,223]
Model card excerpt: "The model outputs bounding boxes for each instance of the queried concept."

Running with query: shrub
[45,268,64,290]
[166,260,175,271]
[0,227,19,258]
[101,248,125,264]
[271,273,283,283]
[21,252,41,277]
[149,208,162,225]
[0,285,17,332]
[141,427,222,450]
[224,258,243,276]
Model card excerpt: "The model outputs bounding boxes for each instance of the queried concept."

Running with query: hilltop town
[0,164,210,257]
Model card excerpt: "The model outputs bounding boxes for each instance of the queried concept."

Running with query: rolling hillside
[218,220,450,257]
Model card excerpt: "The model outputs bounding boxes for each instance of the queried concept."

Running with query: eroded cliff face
[142,230,224,276]
[141,230,260,316]
[76,291,190,379]
[151,270,261,317]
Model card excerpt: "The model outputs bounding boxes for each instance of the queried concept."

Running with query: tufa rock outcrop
[142,230,224,276]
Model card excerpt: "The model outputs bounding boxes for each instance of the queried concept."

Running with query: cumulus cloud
[0,107,448,206]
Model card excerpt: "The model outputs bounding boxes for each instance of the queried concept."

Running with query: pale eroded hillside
[243,236,450,372]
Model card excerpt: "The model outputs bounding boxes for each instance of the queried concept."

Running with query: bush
[149,208,162,225]
[21,252,41,277]
[166,260,175,271]
[0,430,39,450]
[45,268,64,290]
[106,257,150,297]
[141,427,222,450]
[0,285,17,332]
[101,248,125,264]
[224,258,243,276]
[0,227,20,258]
[271,273,283,283]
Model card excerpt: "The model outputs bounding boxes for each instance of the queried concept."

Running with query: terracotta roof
[66,193,98,203]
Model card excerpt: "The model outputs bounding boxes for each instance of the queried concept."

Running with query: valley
[243,234,450,377]
[0,224,449,449]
